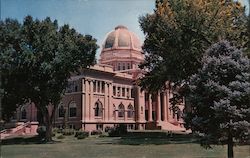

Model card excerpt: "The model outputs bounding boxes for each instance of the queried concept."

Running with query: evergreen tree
[0,16,98,141]
[185,41,250,158]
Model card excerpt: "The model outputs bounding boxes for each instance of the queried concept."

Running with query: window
[122,63,126,70]
[126,88,130,98]
[93,81,96,92]
[118,63,121,70]
[127,63,130,69]
[101,81,105,93]
[58,105,65,118]
[122,88,125,97]
[69,101,77,117]
[21,106,27,119]
[127,104,134,118]
[118,103,125,117]
[117,87,121,97]
[97,81,100,93]
[113,86,116,96]
[94,100,103,117]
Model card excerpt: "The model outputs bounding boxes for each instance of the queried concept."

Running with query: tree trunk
[227,135,234,158]
[45,122,53,142]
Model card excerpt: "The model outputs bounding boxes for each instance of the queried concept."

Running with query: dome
[102,25,142,51]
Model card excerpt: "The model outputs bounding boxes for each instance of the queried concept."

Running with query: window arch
[127,104,134,118]
[58,104,65,118]
[20,105,27,120]
[94,100,103,117]
[118,103,125,117]
[69,101,77,117]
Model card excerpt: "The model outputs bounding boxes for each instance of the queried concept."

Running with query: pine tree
[185,41,250,158]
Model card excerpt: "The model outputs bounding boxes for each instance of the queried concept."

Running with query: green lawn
[1,136,250,158]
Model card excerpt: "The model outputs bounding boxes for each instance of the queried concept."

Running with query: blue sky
[1,0,249,58]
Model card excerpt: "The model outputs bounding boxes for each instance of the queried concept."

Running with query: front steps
[0,122,39,139]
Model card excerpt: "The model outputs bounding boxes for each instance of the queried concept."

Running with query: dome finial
[115,25,128,30]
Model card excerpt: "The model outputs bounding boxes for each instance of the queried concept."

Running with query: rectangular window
[113,86,116,96]
[122,88,125,97]
[127,63,130,69]
[126,88,130,98]
[118,63,121,70]
[117,87,121,97]
[93,81,96,92]
[122,63,126,70]
[101,81,105,93]
[97,81,100,93]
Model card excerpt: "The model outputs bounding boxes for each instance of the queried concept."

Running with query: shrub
[62,128,75,136]
[37,126,46,139]
[91,130,102,135]
[57,134,65,139]
[104,126,112,132]
[108,124,127,137]
[75,130,89,139]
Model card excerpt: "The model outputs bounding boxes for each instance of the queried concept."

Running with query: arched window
[127,104,134,118]
[69,101,77,117]
[58,104,65,118]
[118,103,125,117]
[21,106,27,120]
[94,100,103,117]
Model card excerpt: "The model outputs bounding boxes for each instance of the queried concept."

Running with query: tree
[185,41,250,158]
[0,16,98,141]
[139,0,248,92]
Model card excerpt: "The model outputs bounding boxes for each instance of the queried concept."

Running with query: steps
[157,121,187,132]
[0,122,39,139]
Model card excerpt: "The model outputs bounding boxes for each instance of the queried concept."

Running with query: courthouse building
[11,25,185,132]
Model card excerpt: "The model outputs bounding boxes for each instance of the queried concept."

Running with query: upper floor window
[113,86,116,96]
[118,63,121,70]
[127,63,130,69]
[122,88,125,97]
[69,101,77,117]
[94,100,103,117]
[117,87,121,97]
[122,63,126,70]
[66,81,79,93]
[93,81,96,92]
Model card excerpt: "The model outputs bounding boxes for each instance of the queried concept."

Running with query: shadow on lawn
[1,136,62,145]
[97,134,200,146]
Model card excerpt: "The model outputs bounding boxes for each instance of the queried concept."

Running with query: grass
[1,135,250,158]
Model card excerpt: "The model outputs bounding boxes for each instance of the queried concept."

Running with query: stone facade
[11,25,185,132]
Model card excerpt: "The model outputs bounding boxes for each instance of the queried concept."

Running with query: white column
[148,94,153,122]
[167,89,170,121]
[108,83,112,120]
[82,79,85,122]
[104,82,109,121]
[162,91,167,121]
[156,91,161,122]
[89,80,93,121]
[85,79,89,121]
